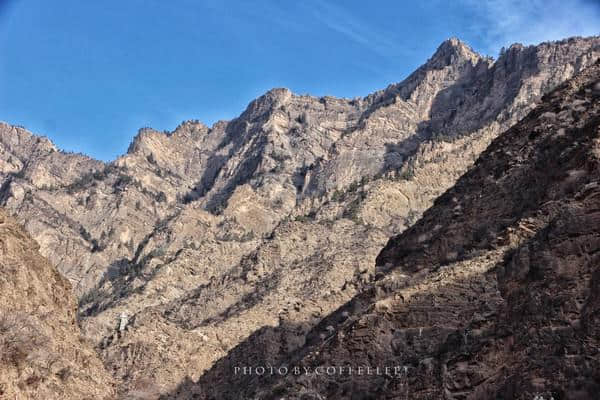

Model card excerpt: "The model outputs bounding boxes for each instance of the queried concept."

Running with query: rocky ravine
[187,59,600,400]
[0,208,116,399]
[0,37,598,396]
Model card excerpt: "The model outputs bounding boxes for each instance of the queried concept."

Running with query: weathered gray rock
[0,36,598,396]
[0,208,116,399]
[199,59,600,400]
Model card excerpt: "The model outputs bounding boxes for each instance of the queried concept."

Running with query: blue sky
[1,0,599,161]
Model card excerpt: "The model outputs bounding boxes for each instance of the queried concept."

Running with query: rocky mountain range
[0,36,598,398]
[196,55,600,400]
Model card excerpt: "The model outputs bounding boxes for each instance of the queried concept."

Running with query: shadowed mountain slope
[0,208,116,399]
[0,37,598,396]
[177,59,600,400]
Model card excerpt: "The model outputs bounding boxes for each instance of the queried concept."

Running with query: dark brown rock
[173,59,600,400]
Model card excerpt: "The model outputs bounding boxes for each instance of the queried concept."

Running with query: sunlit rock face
[0,208,116,399]
[0,36,598,396]
[217,59,600,400]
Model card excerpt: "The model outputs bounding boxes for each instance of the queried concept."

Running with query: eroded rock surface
[0,208,116,399]
[0,37,598,396]
[193,60,600,400]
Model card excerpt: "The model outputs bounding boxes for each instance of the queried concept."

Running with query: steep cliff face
[0,37,598,396]
[203,60,600,400]
[0,208,115,399]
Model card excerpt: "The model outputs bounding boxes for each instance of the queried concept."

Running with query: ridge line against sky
[1,0,599,161]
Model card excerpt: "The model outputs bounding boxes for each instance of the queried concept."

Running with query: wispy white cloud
[459,0,600,55]
[303,1,406,58]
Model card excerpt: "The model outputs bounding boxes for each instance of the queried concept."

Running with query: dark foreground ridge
[0,37,598,397]
[0,208,116,398]
[164,61,600,399]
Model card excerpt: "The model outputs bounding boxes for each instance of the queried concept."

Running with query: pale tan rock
[234,58,600,400]
[0,208,115,399]
[0,36,598,396]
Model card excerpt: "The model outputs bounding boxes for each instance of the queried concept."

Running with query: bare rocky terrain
[0,36,598,398]
[0,208,116,399]
[185,58,600,400]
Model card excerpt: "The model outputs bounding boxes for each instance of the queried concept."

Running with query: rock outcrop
[0,208,116,399]
[195,59,600,400]
[0,36,598,396]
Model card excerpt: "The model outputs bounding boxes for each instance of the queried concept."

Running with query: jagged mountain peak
[264,87,293,99]
[0,121,58,155]
[0,36,599,398]
[173,119,209,135]
[210,57,600,400]
[426,36,483,68]
[240,87,294,121]
[126,120,211,157]
[126,126,166,154]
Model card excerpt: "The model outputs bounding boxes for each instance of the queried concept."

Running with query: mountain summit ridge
[2,36,592,165]
[0,36,598,396]
[426,36,483,68]
[218,58,600,400]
